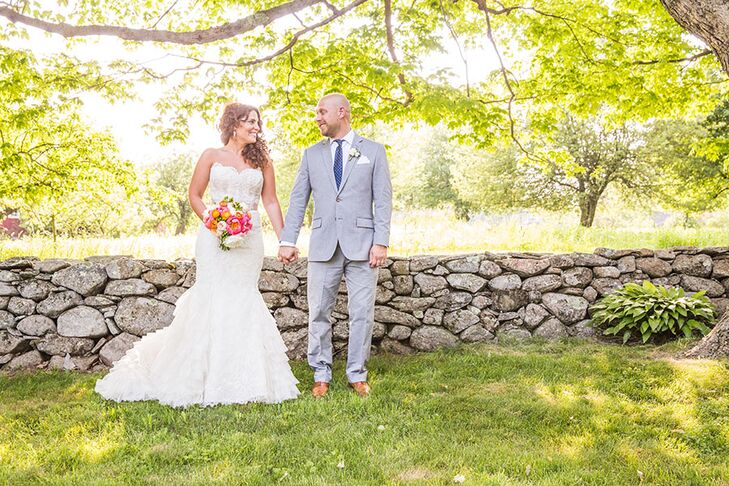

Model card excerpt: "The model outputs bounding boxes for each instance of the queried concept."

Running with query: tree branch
[634,49,713,65]
[384,0,413,105]
[0,0,323,44]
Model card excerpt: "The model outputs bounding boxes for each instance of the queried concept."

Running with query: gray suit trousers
[307,244,377,383]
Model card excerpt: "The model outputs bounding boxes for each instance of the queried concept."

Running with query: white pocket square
[356,156,372,165]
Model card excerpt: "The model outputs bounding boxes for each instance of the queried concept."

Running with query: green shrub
[590,281,715,343]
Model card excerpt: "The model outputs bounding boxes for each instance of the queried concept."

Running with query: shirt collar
[330,130,354,146]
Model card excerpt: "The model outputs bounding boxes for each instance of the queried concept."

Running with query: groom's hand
[278,246,299,264]
[369,244,387,268]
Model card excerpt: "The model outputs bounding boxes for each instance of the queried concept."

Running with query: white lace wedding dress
[95,163,300,407]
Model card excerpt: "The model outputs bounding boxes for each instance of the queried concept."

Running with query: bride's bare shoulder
[197,147,224,165]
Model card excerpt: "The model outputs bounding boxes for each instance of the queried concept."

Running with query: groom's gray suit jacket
[281,132,392,261]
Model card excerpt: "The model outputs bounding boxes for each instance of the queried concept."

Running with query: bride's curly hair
[218,103,271,169]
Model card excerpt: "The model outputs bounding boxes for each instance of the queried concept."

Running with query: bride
[95,103,300,407]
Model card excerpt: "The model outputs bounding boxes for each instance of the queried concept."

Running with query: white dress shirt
[280,130,355,248]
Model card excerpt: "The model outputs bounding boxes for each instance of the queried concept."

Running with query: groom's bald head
[316,93,351,139]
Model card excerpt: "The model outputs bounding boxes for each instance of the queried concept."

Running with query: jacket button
[336,197,341,202]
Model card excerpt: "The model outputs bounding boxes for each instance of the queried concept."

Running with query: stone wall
[2,247,729,372]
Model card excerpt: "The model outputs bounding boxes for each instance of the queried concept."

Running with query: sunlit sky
[14,9,498,166]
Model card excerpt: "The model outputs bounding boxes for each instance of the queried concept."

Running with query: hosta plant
[590,281,716,344]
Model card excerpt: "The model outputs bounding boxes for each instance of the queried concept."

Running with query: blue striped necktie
[333,139,344,189]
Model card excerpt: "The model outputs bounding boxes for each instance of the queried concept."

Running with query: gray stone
[373,321,386,339]
[582,286,598,303]
[0,270,20,282]
[258,271,299,292]
[262,292,290,309]
[105,257,145,279]
[16,315,55,336]
[33,259,73,273]
[142,269,179,289]
[332,321,349,340]
[635,258,672,278]
[7,297,36,316]
[105,279,156,297]
[17,280,53,301]
[492,290,529,312]
[98,332,140,366]
[57,306,108,338]
[391,260,410,275]
[710,298,729,318]
[73,355,98,371]
[393,275,414,295]
[5,350,44,370]
[379,337,415,354]
[388,325,412,340]
[0,310,14,329]
[562,267,593,288]
[471,295,492,309]
[182,268,196,288]
[156,286,187,304]
[443,309,480,333]
[498,311,520,322]
[541,293,589,324]
[594,248,634,259]
[568,320,597,339]
[274,307,308,330]
[37,291,83,318]
[290,293,308,311]
[533,318,568,340]
[376,287,396,304]
[572,253,610,267]
[83,295,116,307]
[593,266,620,279]
[281,328,308,360]
[0,257,38,270]
[592,278,622,296]
[0,296,7,310]
[423,308,444,325]
[444,256,481,273]
[0,283,19,297]
[47,354,74,371]
[374,306,421,327]
[410,256,439,272]
[52,263,108,296]
[35,334,95,356]
[617,256,636,273]
[655,249,677,260]
[701,247,729,256]
[522,274,562,292]
[489,274,522,291]
[496,325,532,341]
[262,257,284,272]
[377,268,393,283]
[0,330,30,354]
[478,260,502,278]
[389,297,436,313]
[410,326,459,351]
[433,291,473,311]
[115,297,175,336]
[680,275,725,298]
[497,257,550,277]
[460,325,495,343]
[284,259,309,279]
[522,303,550,330]
[672,254,713,277]
[445,273,486,293]
[713,259,729,279]
[413,274,448,295]
[549,254,575,269]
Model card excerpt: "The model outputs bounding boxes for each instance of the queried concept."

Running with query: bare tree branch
[384,0,413,105]
[150,0,180,29]
[0,0,323,44]
[634,49,713,65]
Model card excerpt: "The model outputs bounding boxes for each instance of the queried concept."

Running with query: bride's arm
[188,149,214,220]
[261,161,285,240]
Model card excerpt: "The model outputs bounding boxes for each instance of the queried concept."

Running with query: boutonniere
[347,147,361,160]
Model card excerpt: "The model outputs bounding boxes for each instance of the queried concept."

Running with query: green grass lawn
[1,341,728,485]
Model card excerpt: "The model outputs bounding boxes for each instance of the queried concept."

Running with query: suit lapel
[337,132,364,195]
[319,139,337,192]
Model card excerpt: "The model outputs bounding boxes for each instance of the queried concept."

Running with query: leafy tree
[139,154,197,235]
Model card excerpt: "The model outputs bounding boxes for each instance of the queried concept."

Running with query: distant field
[2,210,728,261]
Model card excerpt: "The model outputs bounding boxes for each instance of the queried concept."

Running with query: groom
[278,93,392,398]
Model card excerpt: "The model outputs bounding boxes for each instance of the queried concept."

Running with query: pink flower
[226,216,243,235]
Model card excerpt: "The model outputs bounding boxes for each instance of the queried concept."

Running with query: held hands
[369,244,387,268]
[278,245,300,264]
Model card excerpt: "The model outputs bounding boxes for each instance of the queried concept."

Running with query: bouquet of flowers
[203,196,253,250]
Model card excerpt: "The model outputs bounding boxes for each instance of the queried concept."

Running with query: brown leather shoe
[349,381,370,397]
[311,381,330,398]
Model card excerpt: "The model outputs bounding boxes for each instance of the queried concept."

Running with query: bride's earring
[233,130,237,138]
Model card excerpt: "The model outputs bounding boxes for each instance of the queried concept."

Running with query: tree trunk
[660,0,729,75]
[578,194,598,227]
[684,311,729,359]
[51,213,57,243]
